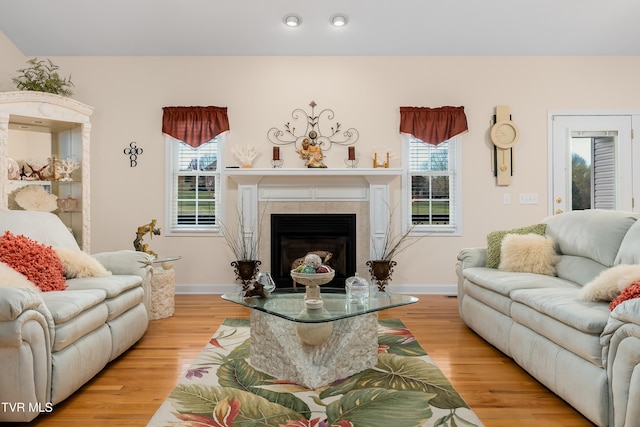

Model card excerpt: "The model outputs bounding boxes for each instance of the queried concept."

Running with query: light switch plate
[519,193,538,204]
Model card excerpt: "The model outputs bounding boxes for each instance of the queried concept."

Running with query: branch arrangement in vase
[371,206,424,262]
[220,204,267,261]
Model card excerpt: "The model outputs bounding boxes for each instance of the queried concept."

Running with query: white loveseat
[456,209,640,427]
[0,210,152,422]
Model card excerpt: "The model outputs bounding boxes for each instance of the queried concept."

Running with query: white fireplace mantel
[225,168,403,259]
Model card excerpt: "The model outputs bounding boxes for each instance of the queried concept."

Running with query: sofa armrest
[92,250,154,315]
[610,298,640,325]
[455,248,487,312]
[601,299,640,427]
[0,288,54,420]
[92,250,153,278]
[0,287,54,346]
[456,247,487,270]
[601,299,640,366]
[0,288,48,322]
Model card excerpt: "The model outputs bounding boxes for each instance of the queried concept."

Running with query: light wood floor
[19,294,595,427]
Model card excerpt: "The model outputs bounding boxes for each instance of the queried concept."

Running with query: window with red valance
[162,106,230,148]
[399,106,468,146]
[163,106,229,235]
[401,106,465,235]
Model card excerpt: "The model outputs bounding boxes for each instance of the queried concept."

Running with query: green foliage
[321,353,468,410]
[572,152,591,210]
[12,58,74,96]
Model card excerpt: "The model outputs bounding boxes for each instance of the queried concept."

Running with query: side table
[150,256,181,320]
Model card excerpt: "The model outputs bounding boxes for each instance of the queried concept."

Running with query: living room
[1,1,640,426]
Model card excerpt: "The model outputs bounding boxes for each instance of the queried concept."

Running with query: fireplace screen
[270,214,356,288]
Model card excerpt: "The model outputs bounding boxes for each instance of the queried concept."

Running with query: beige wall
[2,32,639,289]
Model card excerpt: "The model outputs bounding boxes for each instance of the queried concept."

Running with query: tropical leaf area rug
[147,318,484,427]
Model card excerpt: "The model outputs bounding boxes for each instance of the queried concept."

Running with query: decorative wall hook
[124,141,143,167]
[267,100,359,156]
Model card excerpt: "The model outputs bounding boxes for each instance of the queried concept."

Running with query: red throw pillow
[0,231,66,292]
[610,281,640,311]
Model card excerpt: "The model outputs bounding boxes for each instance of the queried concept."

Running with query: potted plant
[367,208,424,291]
[220,206,265,290]
[12,58,74,96]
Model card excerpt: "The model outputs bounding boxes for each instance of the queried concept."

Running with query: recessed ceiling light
[284,14,301,27]
[331,14,348,27]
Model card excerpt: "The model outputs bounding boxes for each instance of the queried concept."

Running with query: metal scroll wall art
[267,101,359,168]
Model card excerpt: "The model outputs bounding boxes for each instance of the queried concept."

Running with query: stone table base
[150,267,175,320]
[250,310,379,389]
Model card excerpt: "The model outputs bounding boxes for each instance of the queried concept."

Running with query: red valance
[162,106,230,148]
[399,106,468,145]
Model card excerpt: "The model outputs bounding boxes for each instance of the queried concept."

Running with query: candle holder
[344,158,359,168]
[271,159,284,168]
[373,152,390,168]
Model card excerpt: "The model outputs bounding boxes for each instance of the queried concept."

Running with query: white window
[403,135,461,235]
[165,136,223,235]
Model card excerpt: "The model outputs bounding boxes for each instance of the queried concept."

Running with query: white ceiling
[1,0,639,57]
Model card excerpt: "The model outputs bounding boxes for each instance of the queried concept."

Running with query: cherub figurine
[296,138,327,168]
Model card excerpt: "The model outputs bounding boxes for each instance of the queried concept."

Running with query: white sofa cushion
[544,209,638,268]
[615,219,640,265]
[0,211,79,249]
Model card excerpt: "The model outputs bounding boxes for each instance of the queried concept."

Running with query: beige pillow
[0,261,39,291]
[54,247,111,279]
[579,264,640,301]
[498,233,557,276]
[486,223,547,268]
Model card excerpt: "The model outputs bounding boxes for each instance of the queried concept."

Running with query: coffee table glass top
[221,288,418,323]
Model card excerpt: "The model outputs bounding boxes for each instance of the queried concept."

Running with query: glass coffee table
[222,288,418,389]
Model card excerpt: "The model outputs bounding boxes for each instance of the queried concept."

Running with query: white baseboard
[175,283,457,295]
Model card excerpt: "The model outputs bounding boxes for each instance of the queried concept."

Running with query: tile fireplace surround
[226,168,403,281]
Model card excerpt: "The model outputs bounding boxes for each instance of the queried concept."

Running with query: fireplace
[271,213,357,288]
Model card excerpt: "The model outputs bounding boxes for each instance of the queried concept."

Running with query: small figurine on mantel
[133,219,161,258]
[297,138,327,168]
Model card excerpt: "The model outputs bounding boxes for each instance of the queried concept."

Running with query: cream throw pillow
[0,261,39,291]
[498,233,557,276]
[486,223,547,268]
[54,247,111,279]
[579,264,640,301]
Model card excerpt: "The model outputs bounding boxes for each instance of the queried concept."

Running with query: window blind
[592,137,616,210]
[409,139,455,226]
[170,140,219,230]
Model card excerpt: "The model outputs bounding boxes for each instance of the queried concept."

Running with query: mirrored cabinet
[0,91,93,250]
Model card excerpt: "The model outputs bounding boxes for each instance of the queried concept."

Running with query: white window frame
[164,134,225,236]
[401,134,462,236]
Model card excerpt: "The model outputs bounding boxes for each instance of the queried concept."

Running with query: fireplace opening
[271,214,357,288]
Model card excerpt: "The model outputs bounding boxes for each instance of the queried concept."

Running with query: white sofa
[456,209,640,427]
[0,210,152,422]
